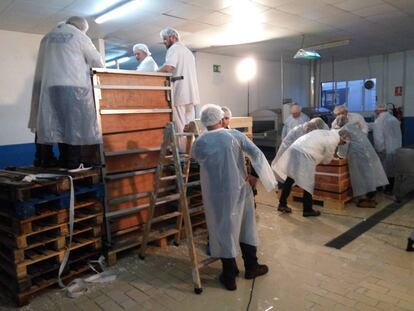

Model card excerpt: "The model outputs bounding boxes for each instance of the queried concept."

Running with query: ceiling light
[304,39,351,51]
[236,57,257,82]
[293,49,320,59]
[95,0,142,24]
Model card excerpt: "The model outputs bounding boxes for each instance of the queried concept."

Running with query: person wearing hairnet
[274,129,347,216]
[271,118,328,211]
[28,16,104,169]
[221,106,232,129]
[372,104,402,194]
[133,43,158,72]
[331,105,368,135]
[192,104,276,291]
[334,115,388,208]
[281,103,310,139]
[158,27,200,150]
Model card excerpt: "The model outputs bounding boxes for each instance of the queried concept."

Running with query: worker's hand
[245,175,258,188]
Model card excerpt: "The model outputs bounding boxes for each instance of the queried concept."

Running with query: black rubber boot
[406,238,414,252]
[219,258,238,290]
[240,243,268,279]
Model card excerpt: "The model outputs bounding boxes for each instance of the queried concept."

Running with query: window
[321,78,376,112]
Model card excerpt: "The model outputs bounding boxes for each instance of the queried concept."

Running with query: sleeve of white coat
[164,47,178,68]
[336,143,349,159]
[357,114,369,134]
[236,132,276,192]
[321,140,337,164]
[331,118,338,129]
[281,124,288,139]
[373,121,385,153]
[82,37,104,68]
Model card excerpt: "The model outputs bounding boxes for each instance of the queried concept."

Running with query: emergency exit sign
[213,64,221,73]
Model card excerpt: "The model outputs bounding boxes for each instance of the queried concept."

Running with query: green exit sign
[213,64,221,73]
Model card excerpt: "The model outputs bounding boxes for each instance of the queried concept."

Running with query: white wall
[0,29,42,145]
[195,52,309,117]
[319,50,414,116]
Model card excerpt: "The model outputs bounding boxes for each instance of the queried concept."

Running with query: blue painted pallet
[0,184,104,220]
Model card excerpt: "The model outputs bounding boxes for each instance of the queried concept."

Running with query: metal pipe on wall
[309,59,316,107]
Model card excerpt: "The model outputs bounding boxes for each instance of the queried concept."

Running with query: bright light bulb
[95,0,142,24]
[236,57,257,82]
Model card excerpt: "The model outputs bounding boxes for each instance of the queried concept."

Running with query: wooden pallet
[289,188,352,210]
[0,168,100,202]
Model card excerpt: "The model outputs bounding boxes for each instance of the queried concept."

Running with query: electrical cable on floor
[246,277,256,311]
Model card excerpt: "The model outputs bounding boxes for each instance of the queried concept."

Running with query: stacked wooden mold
[92,69,192,262]
[0,168,103,305]
[289,158,352,209]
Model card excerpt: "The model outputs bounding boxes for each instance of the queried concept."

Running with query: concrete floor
[1,183,413,311]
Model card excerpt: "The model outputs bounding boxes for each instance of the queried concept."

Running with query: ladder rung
[189,205,204,216]
[165,154,191,159]
[106,203,149,219]
[175,132,195,137]
[155,193,181,204]
[152,211,182,224]
[104,147,160,157]
[197,257,219,269]
[185,180,201,187]
[160,175,178,181]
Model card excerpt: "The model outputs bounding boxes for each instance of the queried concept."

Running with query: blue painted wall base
[403,116,414,146]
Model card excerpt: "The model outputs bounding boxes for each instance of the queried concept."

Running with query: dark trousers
[220,243,258,279]
[58,143,81,169]
[366,191,376,199]
[34,134,56,167]
[279,177,313,212]
[385,177,395,192]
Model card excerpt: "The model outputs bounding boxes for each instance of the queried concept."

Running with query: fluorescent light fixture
[305,39,351,51]
[236,57,257,82]
[105,60,116,67]
[117,56,130,64]
[95,0,142,24]
[293,49,320,59]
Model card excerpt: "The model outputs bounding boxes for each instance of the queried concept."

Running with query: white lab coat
[281,113,310,139]
[274,129,339,194]
[192,129,276,258]
[337,124,388,197]
[29,23,104,145]
[136,56,158,72]
[373,111,402,177]
[331,112,368,134]
[271,123,307,182]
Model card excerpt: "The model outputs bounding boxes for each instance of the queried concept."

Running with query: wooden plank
[105,152,160,173]
[315,174,349,184]
[101,113,171,134]
[103,128,163,153]
[314,178,350,192]
[96,72,168,87]
[316,164,348,174]
[99,90,169,109]
[229,117,253,136]
[110,212,148,232]
[106,172,154,199]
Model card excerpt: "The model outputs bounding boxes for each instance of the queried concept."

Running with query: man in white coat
[331,105,368,134]
[192,104,276,291]
[372,104,402,194]
[29,16,104,169]
[158,27,200,145]
[274,129,347,216]
[133,43,158,72]
[281,103,310,139]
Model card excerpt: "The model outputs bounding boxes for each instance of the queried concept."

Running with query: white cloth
[173,104,195,151]
[271,123,307,182]
[164,42,200,107]
[331,112,368,134]
[29,23,104,145]
[136,56,158,72]
[274,129,339,194]
[192,129,276,258]
[281,113,310,139]
[373,111,402,177]
[337,124,388,197]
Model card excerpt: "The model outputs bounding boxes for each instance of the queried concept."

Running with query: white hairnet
[291,103,302,113]
[66,16,88,33]
[133,43,151,55]
[221,106,232,118]
[333,115,348,129]
[305,117,328,132]
[376,103,387,111]
[201,104,224,127]
[160,27,180,40]
[333,105,347,115]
